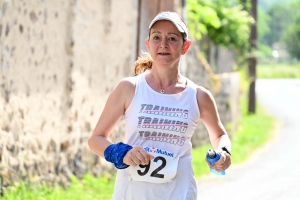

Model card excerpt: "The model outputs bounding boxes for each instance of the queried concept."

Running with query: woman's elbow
[87,135,95,150]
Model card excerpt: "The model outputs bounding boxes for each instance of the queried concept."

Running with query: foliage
[260,3,296,47]
[283,13,300,59]
[258,0,300,60]
[259,0,295,11]
[187,0,220,40]
[187,0,254,53]
[238,0,251,12]
[187,0,254,69]
[257,7,271,45]
[257,44,272,58]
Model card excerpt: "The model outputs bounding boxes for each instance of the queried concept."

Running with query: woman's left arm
[196,86,231,171]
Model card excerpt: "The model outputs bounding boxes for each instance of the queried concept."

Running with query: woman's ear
[181,39,192,55]
[145,39,150,50]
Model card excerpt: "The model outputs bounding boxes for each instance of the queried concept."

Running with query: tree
[248,0,257,114]
[257,8,270,46]
[260,0,300,48]
[187,0,254,53]
[284,13,300,60]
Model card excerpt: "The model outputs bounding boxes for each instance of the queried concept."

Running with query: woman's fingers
[212,152,231,171]
[123,151,135,166]
[135,148,150,165]
[124,146,154,167]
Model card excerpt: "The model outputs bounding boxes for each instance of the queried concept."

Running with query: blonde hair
[133,51,153,76]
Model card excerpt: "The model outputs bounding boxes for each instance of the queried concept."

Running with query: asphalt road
[197,79,300,200]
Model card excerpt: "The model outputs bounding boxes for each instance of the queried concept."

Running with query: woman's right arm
[88,77,136,158]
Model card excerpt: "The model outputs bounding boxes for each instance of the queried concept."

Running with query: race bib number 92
[129,147,179,184]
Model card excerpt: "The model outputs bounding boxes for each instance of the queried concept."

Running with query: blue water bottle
[206,148,225,176]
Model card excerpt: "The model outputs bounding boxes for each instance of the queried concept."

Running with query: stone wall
[0,0,240,193]
[0,0,138,192]
[0,0,76,191]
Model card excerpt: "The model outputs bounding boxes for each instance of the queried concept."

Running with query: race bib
[128,147,179,184]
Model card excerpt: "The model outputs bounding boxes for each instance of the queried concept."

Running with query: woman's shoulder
[192,83,210,95]
[115,76,138,94]
[193,84,214,102]
[117,76,140,110]
[118,76,138,87]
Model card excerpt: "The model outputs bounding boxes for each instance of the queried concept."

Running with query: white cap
[149,12,188,40]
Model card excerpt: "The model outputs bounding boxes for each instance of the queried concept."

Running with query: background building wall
[0,0,76,188]
[0,0,138,189]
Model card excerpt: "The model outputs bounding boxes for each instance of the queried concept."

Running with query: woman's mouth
[158,52,170,55]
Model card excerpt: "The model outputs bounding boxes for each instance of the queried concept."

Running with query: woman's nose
[159,38,168,48]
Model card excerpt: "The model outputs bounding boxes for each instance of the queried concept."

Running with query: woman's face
[145,20,190,67]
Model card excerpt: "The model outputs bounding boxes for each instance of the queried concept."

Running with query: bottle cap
[208,148,216,158]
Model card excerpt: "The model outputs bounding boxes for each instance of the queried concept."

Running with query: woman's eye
[153,36,160,40]
[169,37,176,41]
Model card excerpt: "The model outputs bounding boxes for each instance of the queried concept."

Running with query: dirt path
[197,79,300,200]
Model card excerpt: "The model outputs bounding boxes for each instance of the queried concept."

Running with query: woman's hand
[123,146,154,167]
[207,150,231,172]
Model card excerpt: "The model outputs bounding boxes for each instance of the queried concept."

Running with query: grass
[230,97,275,163]
[2,174,115,200]
[191,143,212,177]
[257,63,300,79]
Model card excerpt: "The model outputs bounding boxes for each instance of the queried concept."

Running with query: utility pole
[248,0,257,114]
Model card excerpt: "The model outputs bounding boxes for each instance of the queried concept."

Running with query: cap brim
[149,18,185,33]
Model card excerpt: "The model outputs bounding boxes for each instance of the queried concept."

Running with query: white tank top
[113,72,200,200]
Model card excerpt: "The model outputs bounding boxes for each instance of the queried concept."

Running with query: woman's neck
[150,68,180,86]
[146,69,186,94]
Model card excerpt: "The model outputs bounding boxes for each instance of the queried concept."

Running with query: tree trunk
[248,0,257,114]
